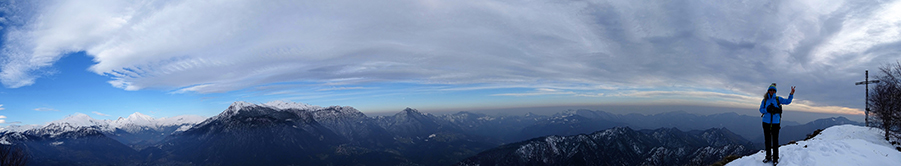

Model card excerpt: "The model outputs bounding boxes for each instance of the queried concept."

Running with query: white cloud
[0,115,6,123]
[1,0,608,92]
[808,0,901,73]
[91,111,110,116]
[0,104,4,111]
[493,88,576,97]
[0,0,897,114]
[33,107,58,111]
[317,87,374,92]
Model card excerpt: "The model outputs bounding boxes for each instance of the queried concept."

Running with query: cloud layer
[32,107,58,112]
[91,111,110,116]
[2,0,900,112]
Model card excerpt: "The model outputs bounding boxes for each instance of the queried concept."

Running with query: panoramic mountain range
[0,101,859,165]
[457,127,754,166]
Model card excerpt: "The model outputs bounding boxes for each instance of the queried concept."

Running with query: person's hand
[791,86,795,95]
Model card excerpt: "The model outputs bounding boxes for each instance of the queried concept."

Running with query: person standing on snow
[760,83,794,164]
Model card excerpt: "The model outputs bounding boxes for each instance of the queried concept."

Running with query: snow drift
[727,125,901,166]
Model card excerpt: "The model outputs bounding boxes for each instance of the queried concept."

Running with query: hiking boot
[762,156,772,163]
[773,157,779,165]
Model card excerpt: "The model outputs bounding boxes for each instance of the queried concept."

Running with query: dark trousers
[762,122,780,159]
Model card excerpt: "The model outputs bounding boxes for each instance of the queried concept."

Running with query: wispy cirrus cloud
[492,88,576,97]
[316,87,375,92]
[0,0,609,93]
[492,88,604,97]
[0,105,4,124]
[1,0,899,115]
[91,111,110,116]
[609,90,863,115]
[33,107,58,112]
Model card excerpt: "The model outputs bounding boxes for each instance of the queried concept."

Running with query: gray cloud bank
[1,0,900,110]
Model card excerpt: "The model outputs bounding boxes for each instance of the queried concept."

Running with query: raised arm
[780,94,793,105]
[781,86,795,105]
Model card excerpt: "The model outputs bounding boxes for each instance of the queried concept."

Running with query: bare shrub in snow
[870,61,901,141]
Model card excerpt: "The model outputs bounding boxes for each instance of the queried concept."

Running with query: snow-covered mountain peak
[28,113,110,137]
[16,112,209,135]
[228,101,256,111]
[105,112,161,133]
[263,100,321,110]
[226,101,322,112]
[109,113,206,133]
[213,101,330,122]
[0,124,41,133]
[221,101,326,117]
[128,112,153,120]
[398,107,426,116]
[220,101,262,117]
[595,126,632,137]
[115,112,156,126]
[311,106,364,119]
[50,113,108,127]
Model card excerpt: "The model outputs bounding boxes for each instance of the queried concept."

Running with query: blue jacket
[759,94,792,124]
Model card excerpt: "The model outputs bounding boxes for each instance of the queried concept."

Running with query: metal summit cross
[855,70,880,127]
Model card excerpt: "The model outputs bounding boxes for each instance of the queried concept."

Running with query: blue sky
[2,0,901,125]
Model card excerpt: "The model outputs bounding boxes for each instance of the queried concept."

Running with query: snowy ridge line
[0,112,206,134]
[726,125,901,166]
[215,100,359,120]
[2,101,343,134]
[224,100,323,113]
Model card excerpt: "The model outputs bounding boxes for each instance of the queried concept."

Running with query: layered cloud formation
[1,0,900,114]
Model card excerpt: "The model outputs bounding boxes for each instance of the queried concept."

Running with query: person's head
[767,83,777,95]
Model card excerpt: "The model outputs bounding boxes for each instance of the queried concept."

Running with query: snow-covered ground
[727,124,901,166]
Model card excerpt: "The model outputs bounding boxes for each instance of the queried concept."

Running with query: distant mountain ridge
[549,109,798,141]
[456,127,756,166]
[1,112,205,134]
[157,101,370,165]
[0,101,862,165]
